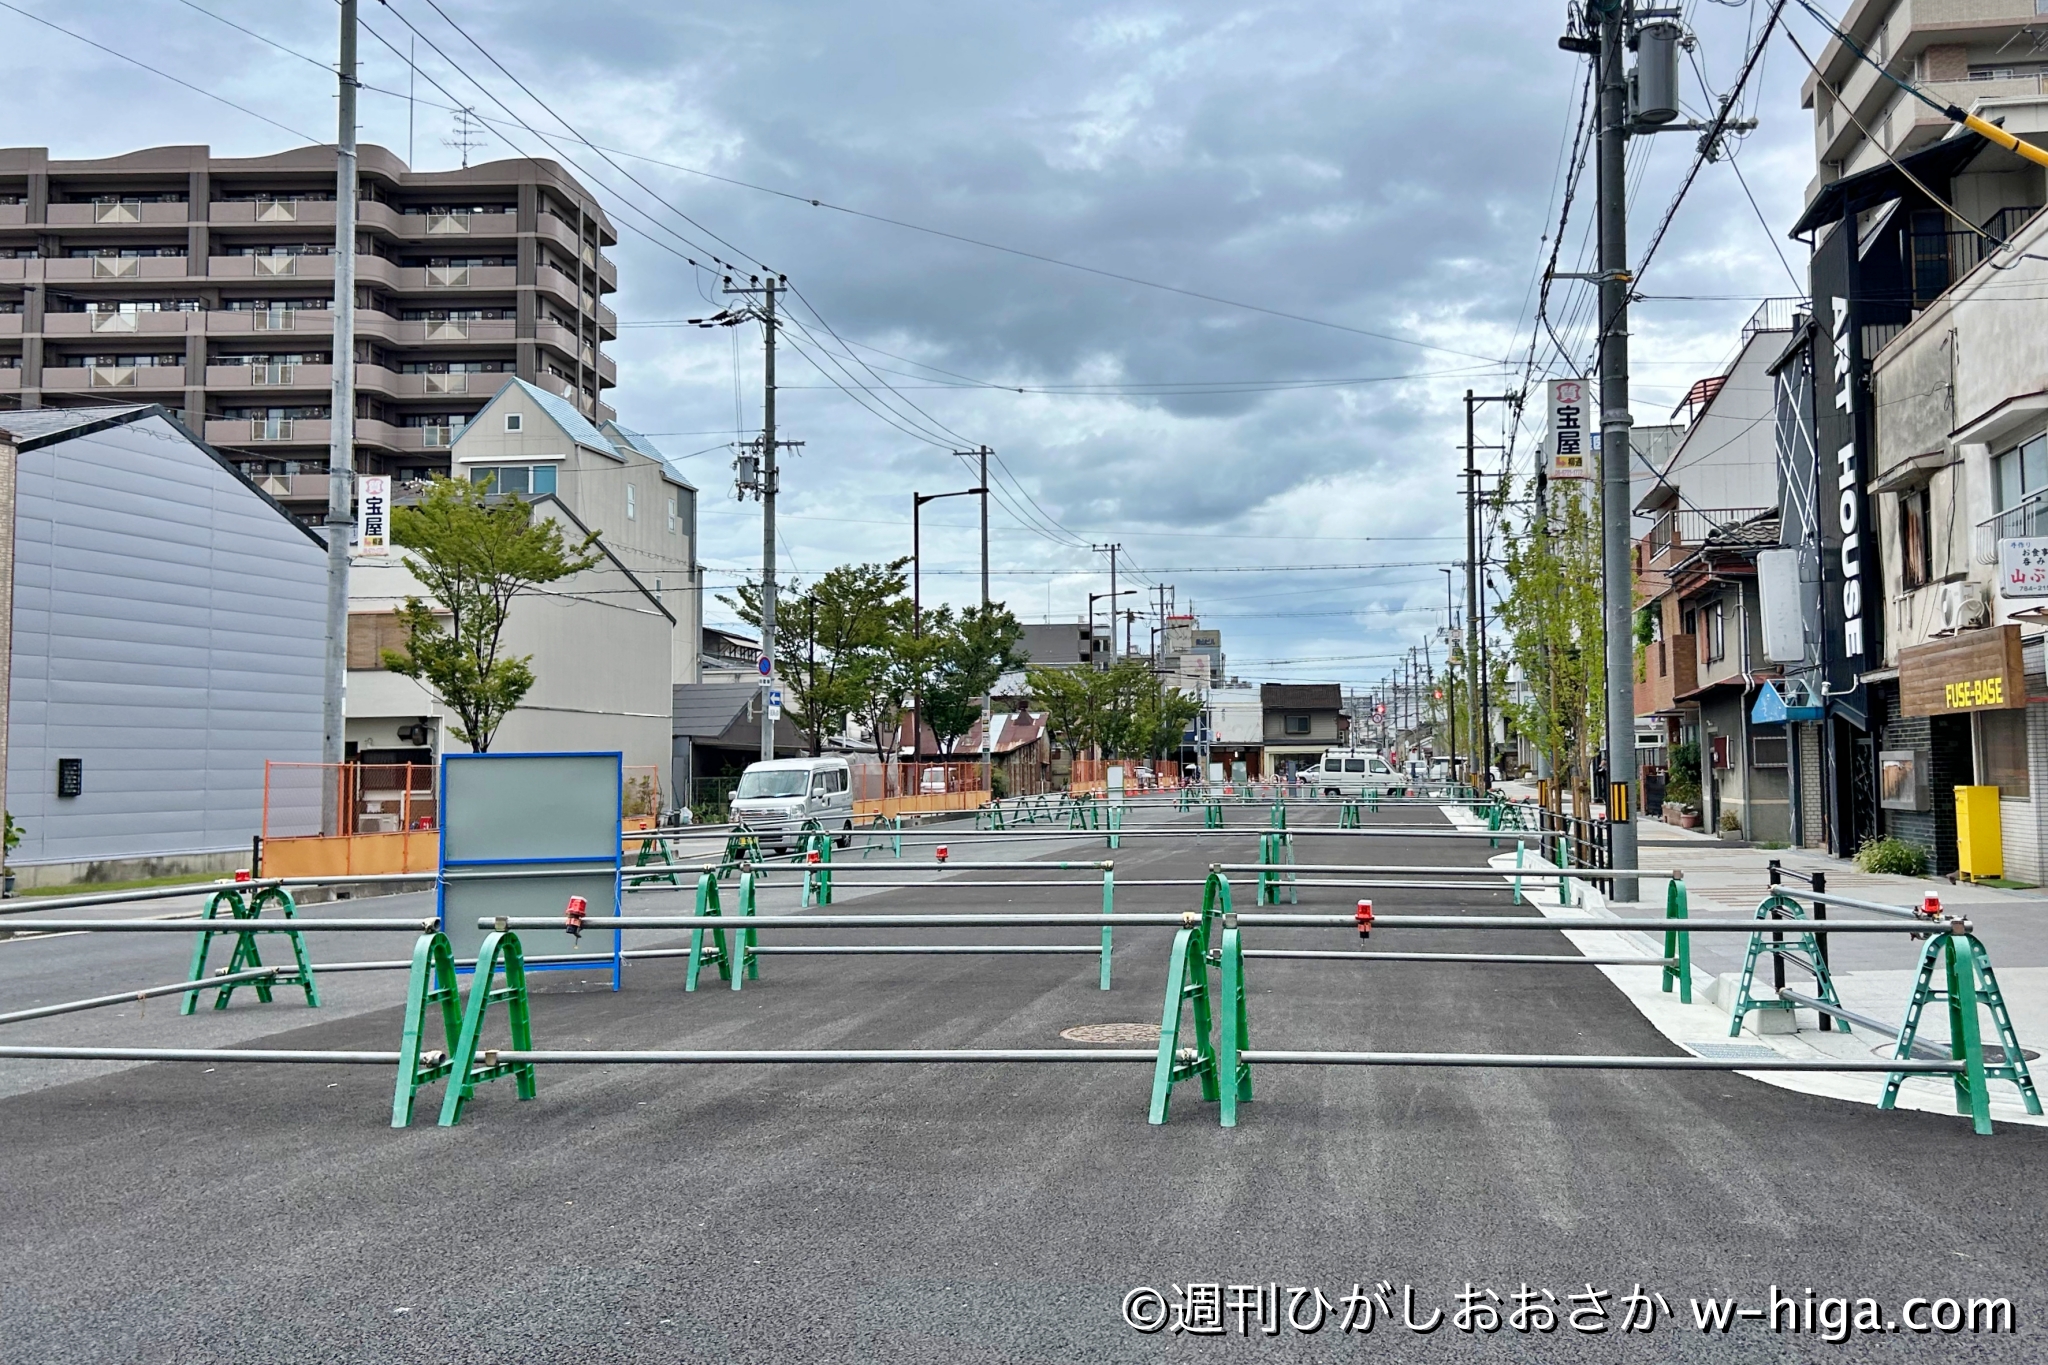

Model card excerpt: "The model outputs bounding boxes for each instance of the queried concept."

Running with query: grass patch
[1854,835,1930,877]
[1970,876,2039,891]
[13,871,238,897]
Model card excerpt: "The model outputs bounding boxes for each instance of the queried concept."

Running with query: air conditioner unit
[1936,581,1992,634]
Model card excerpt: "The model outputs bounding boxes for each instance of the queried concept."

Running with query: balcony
[206,307,333,337]
[393,210,516,240]
[0,369,18,392]
[40,364,186,392]
[596,351,617,386]
[42,256,195,282]
[1981,490,2048,543]
[44,309,203,336]
[0,204,24,226]
[207,416,327,446]
[252,472,333,502]
[0,314,20,336]
[47,200,189,226]
[398,316,517,345]
[205,362,333,391]
[1645,507,1775,569]
[1905,205,2043,311]
[207,253,337,282]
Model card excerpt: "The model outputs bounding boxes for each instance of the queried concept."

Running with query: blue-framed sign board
[438,751,623,986]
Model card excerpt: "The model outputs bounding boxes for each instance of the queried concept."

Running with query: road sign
[757,655,772,676]
[767,687,783,720]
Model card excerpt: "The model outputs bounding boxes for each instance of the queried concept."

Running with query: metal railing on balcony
[253,307,297,332]
[423,372,467,395]
[255,199,299,222]
[251,362,295,386]
[91,199,141,224]
[252,416,296,441]
[426,265,470,288]
[426,211,471,234]
[422,318,470,341]
[420,425,456,448]
[88,365,137,388]
[90,256,140,279]
[254,255,298,277]
[1980,491,2048,542]
[88,310,138,333]
[1647,506,1775,560]
[1740,296,1807,339]
[1908,204,2043,307]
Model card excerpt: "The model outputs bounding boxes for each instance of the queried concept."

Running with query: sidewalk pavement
[1446,798,2048,1131]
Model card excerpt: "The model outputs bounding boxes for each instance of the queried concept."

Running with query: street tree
[1498,479,1606,814]
[383,477,600,753]
[918,603,1026,754]
[723,558,915,762]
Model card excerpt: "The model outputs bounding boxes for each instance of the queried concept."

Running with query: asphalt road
[0,804,2042,1363]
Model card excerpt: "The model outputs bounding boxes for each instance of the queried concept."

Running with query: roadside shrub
[1666,741,1702,808]
[1855,835,1930,877]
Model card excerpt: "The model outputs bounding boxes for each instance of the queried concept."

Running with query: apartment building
[0,143,617,518]
[1803,0,2048,202]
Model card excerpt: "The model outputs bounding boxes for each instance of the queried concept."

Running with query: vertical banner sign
[1809,240,1876,702]
[1546,379,1593,480]
[356,474,391,556]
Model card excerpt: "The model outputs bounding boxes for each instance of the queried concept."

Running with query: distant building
[1018,621,1107,669]
[1205,685,1265,780]
[1261,683,1343,775]
[670,682,803,813]
[700,626,762,683]
[0,404,323,886]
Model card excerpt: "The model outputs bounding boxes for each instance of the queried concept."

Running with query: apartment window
[1994,433,2048,512]
[469,465,557,497]
[504,412,523,433]
[1284,714,1310,736]
[626,482,637,520]
[1703,600,1727,663]
[1899,485,1932,588]
[1977,709,2030,797]
[666,495,677,533]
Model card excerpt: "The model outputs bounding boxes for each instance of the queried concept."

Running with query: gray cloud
[4,0,1821,686]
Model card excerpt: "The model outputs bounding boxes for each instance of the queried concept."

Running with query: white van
[1312,748,1406,799]
[729,756,855,849]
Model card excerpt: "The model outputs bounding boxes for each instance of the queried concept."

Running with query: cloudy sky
[3,0,1830,690]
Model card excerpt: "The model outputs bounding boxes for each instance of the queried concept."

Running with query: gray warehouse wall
[6,415,325,868]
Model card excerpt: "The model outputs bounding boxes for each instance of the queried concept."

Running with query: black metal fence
[1534,805,1612,888]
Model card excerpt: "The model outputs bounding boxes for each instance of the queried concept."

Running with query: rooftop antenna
[445,106,488,169]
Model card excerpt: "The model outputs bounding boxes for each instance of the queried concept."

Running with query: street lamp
[911,486,984,776]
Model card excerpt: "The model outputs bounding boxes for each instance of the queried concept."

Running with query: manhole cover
[1061,1022,1162,1044]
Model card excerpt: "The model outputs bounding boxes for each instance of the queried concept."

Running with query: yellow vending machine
[1955,785,2003,883]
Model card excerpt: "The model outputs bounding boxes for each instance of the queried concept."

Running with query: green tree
[919,603,1026,754]
[384,477,600,753]
[1498,480,1606,814]
[1027,664,1096,759]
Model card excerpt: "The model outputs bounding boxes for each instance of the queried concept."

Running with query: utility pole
[1464,390,1519,791]
[1091,543,1121,667]
[721,275,797,764]
[320,0,358,835]
[1440,568,1457,782]
[1595,1,1639,898]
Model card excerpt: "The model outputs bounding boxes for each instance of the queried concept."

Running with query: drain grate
[1685,1042,1781,1061]
[1061,1022,1162,1045]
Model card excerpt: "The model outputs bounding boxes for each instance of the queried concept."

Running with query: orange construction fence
[260,759,669,877]
[851,760,989,817]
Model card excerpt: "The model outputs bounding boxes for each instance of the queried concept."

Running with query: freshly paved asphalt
[1,804,2043,1363]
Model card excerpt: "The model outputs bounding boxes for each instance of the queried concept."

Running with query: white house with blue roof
[440,377,699,684]
[345,378,692,807]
